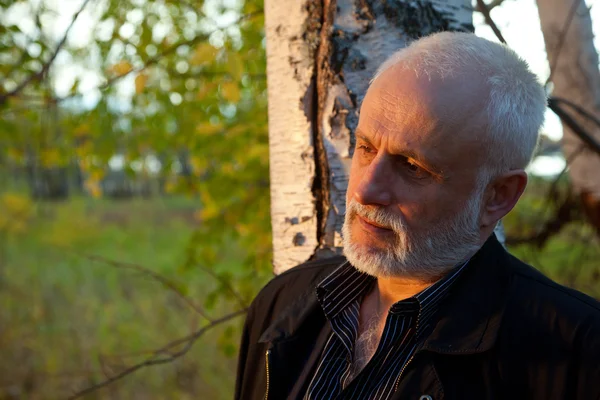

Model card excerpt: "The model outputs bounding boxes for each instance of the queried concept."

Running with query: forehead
[357,66,488,168]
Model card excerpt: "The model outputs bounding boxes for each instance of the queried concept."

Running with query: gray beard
[341,189,483,280]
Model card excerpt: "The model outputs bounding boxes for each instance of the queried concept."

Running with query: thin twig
[196,263,248,309]
[55,9,263,103]
[163,67,267,81]
[548,98,600,158]
[0,0,94,105]
[506,145,586,247]
[83,253,214,321]
[0,1,44,84]
[550,96,600,131]
[474,0,506,12]
[66,309,247,400]
[476,0,507,44]
[545,0,582,86]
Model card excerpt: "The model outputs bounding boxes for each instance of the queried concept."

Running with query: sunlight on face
[342,184,484,280]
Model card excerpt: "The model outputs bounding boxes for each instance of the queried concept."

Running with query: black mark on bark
[293,232,306,246]
[381,0,454,38]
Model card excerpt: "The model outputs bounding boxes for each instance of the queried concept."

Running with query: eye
[357,144,373,153]
[401,159,430,180]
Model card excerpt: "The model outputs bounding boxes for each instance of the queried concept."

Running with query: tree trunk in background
[265,0,473,273]
[536,0,600,231]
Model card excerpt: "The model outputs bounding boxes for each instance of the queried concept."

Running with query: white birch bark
[266,0,473,273]
[536,0,600,197]
[264,0,320,274]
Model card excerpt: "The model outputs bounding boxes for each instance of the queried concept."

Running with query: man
[235,32,600,400]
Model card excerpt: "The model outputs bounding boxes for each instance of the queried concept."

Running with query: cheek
[346,158,362,201]
[396,190,441,224]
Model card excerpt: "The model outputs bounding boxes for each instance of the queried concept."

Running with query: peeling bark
[266,0,473,273]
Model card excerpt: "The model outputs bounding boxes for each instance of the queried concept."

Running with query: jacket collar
[421,234,512,354]
[259,234,512,354]
[258,262,337,344]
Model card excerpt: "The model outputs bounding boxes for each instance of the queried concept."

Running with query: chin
[341,200,482,280]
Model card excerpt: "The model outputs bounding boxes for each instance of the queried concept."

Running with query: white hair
[372,32,547,184]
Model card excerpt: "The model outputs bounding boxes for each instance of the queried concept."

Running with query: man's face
[343,66,490,280]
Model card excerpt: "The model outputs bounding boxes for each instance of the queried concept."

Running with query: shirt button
[419,396,433,400]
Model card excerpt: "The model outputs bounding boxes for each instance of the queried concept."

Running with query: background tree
[0,0,598,398]
[536,0,600,232]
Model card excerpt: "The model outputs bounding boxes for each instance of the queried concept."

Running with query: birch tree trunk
[536,0,600,230]
[265,0,473,273]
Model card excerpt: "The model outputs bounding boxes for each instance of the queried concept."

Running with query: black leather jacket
[235,235,600,400]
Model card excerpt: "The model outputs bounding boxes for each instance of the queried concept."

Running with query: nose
[353,155,393,206]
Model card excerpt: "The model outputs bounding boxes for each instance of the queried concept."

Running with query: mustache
[346,200,406,233]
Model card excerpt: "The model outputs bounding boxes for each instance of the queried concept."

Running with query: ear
[480,170,528,229]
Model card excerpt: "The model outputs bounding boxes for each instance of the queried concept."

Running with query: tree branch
[0,2,44,84]
[548,97,600,158]
[0,0,94,105]
[506,145,586,247]
[476,0,507,44]
[196,262,247,309]
[505,191,579,247]
[66,308,247,400]
[56,9,264,103]
[474,0,506,12]
[546,0,583,86]
[83,253,214,321]
[163,67,267,81]
[550,96,600,132]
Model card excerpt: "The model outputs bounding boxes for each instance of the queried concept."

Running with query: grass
[1,180,598,399]
[0,195,249,399]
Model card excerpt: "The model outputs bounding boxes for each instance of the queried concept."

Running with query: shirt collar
[316,261,375,320]
[316,259,471,324]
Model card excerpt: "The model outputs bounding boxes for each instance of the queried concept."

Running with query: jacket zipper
[395,315,422,392]
[264,349,271,400]
[394,352,415,392]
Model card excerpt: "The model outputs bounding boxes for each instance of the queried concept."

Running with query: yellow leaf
[189,156,208,174]
[85,180,102,198]
[195,122,223,136]
[165,180,177,194]
[0,192,33,234]
[40,149,61,167]
[221,162,235,174]
[74,124,90,138]
[221,82,240,103]
[135,73,148,93]
[7,148,24,162]
[197,82,216,101]
[199,191,220,220]
[89,169,105,182]
[227,52,244,80]
[76,142,93,158]
[108,61,133,76]
[190,43,217,66]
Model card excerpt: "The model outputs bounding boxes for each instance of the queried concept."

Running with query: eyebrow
[355,131,445,179]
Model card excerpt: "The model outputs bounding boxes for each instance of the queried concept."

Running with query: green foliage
[505,177,600,298]
[0,196,244,398]
[0,0,272,397]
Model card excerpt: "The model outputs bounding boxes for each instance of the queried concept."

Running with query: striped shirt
[304,260,470,399]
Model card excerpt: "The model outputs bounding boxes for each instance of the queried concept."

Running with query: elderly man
[235,32,600,400]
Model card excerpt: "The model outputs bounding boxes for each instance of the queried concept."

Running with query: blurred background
[0,0,598,398]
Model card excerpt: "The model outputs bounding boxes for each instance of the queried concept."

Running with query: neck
[375,274,441,312]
